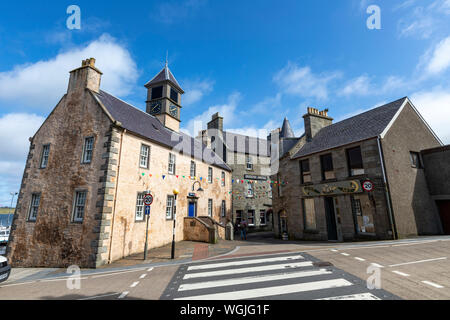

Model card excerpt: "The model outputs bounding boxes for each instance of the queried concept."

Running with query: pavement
[1,232,450,300]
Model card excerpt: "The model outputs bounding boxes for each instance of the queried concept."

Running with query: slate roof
[292,97,408,159]
[93,90,231,171]
[280,118,295,138]
[144,65,184,93]
[222,131,270,157]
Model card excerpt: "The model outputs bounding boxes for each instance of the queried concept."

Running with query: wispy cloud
[422,36,450,75]
[182,79,214,106]
[152,0,208,25]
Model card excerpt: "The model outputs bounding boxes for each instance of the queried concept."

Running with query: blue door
[188,202,196,217]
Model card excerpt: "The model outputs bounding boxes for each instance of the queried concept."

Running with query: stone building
[421,145,450,234]
[198,114,273,232]
[271,98,444,241]
[7,58,232,268]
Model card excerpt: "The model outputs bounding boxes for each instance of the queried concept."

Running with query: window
[72,191,87,223]
[303,198,317,230]
[82,137,94,164]
[151,86,163,99]
[320,153,335,180]
[300,159,311,184]
[221,200,226,217]
[260,210,266,225]
[236,210,243,225]
[351,196,375,234]
[246,156,253,170]
[208,167,213,183]
[140,145,150,168]
[190,161,196,178]
[347,146,365,176]
[170,88,178,103]
[410,152,423,169]
[168,153,176,174]
[135,193,145,221]
[246,182,254,198]
[268,185,273,199]
[221,172,225,187]
[28,193,41,221]
[166,195,175,219]
[208,199,213,217]
[40,144,50,168]
[248,210,255,226]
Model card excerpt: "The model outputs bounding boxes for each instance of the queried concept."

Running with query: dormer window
[170,87,178,103]
[151,86,163,100]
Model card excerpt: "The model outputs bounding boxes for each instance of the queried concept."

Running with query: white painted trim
[379,98,408,139]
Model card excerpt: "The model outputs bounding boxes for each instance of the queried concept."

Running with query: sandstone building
[198,114,273,232]
[271,98,446,241]
[7,59,232,268]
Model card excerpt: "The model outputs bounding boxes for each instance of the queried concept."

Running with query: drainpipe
[108,126,125,264]
[377,136,398,240]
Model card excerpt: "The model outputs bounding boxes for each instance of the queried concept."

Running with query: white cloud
[424,36,450,75]
[273,63,340,100]
[0,34,138,111]
[153,0,207,24]
[0,113,45,206]
[411,88,450,144]
[181,92,241,137]
[182,79,214,106]
[339,75,371,96]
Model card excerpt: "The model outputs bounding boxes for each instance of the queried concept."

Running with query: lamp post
[170,188,179,259]
[8,192,18,226]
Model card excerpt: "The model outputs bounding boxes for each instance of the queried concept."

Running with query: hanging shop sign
[301,180,362,197]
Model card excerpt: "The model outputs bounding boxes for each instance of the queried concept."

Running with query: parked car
[0,256,10,283]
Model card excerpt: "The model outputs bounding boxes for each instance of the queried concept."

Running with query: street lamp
[9,192,18,226]
[170,188,179,259]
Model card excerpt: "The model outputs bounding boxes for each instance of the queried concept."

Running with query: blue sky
[0,0,450,206]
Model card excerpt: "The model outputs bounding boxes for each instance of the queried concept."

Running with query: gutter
[377,136,398,240]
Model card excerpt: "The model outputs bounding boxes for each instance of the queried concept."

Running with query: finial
[165,51,168,68]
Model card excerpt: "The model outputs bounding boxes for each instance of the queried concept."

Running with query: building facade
[7,59,232,268]
[271,98,444,241]
[199,114,273,232]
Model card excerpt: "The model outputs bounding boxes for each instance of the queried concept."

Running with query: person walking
[240,219,248,240]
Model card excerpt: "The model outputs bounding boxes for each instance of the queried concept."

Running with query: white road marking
[421,281,444,289]
[90,268,148,279]
[392,271,410,277]
[39,277,89,283]
[388,257,447,267]
[175,278,353,300]
[391,240,438,247]
[187,255,304,271]
[118,291,129,299]
[178,269,332,292]
[139,274,147,279]
[147,267,154,272]
[341,253,350,256]
[183,261,313,279]
[130,281,139,288]
[371,263,384,268]
[330,249,338,252]
[78,292,120,300]
[354,257,366,261]
[318,293,381,300]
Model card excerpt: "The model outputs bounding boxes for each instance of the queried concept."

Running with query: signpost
[143,193,153,261]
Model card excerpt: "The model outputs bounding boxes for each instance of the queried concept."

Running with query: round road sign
[362,180,374,192]
[144,194,153,206]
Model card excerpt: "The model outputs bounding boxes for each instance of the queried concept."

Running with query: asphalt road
[0,235,449,300]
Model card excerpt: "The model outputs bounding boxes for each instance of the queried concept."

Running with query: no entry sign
[144,194,153,206]
[362,180,374,192]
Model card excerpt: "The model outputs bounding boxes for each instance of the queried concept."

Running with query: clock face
[169,105,178,118]
[150,101,161,114]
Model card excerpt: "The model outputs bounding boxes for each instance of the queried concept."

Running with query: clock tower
[145,62,184,132]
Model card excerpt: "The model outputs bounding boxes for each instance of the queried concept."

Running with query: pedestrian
[240,219,247,240]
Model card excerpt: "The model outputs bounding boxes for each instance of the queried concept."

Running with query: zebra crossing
[162,252,399,300]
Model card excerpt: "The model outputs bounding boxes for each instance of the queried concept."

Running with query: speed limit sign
[362,180,374,192]
[143,194,153,206]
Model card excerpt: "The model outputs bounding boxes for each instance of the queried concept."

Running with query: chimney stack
[67,58,103,94]
[207,112,224,132]
[303,107,333,142]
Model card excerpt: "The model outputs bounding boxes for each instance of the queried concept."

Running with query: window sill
[304,229,320,234]
[135,219,146,223]
[321,178,337,183]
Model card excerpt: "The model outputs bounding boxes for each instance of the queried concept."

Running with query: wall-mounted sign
[244,174,267,181]
[144,194,153,206]
[301,180,362,197]
[362,180,374,192]
[188,192,197,198]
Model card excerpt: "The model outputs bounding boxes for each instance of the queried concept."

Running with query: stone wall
[421,145,450,198]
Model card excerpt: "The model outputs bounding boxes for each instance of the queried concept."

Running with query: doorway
[324,197,338,241]
[188,202,196,218]
[437,200,450,235]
